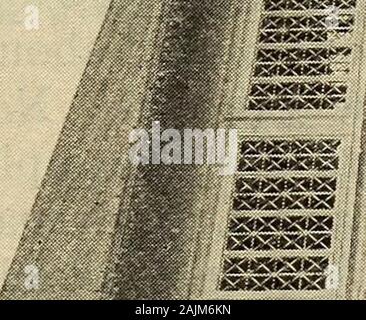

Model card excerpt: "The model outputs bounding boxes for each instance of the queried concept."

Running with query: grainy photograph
[0,0,366,303]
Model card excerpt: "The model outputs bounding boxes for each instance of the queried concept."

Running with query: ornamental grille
[248,82,347,111]
[264,0,356,11]
[221,256,329,291]
[246,0,357,111]
[207,0,364,298]
[260,15,354,44]
[227,216,333,251]
[219,138,340,292]
[254,48,352,78]
[238,139,340,171]
[233,176,337,211]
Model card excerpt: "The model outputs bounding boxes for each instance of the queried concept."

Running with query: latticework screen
[205,0,366,299]
[249,0,356,112]
[221,138,339,292]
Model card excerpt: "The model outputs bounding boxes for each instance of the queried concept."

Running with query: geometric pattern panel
[220,256,329,291]
[264,0,356,11]
[260,15,354,44]
[216,0,353,293]
[233,176,337,211]
[255,47,352,78]
[248,82,347,111]
[238,139,341,171]
[227,215,333,250]
[245,0,357,112]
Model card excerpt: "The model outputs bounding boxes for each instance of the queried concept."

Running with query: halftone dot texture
[2,0,366,300]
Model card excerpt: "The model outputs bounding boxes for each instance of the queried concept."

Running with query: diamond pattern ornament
[264,0,356,11]
[238,139,340,172]
[260,15,354,44]
[227,216,333,251]
[248,82,347,111]
[233,176,337,210]
[255,48,352,77]
[216,0,352,294]
[221,256,329,291]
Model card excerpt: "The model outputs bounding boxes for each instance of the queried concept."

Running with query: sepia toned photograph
[0,0,366,304]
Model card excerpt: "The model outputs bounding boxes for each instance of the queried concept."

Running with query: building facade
[2,0,366,300]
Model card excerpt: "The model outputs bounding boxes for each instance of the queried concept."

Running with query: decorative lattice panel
[219,137,339,292]
[248,82,347,111]
[227,216,333,251]
[260,15,354,44]
[254,48,352,78]
[221,256,329,291]
[206,0,366,299]
[264,0,356,11]
[239,139,340,171]
[245,0,357,111]
[233,176,337,211]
